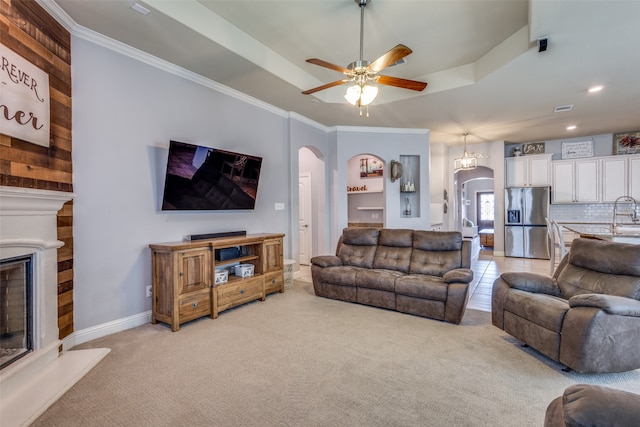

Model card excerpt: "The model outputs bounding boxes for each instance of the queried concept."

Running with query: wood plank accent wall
[1,0,74,339]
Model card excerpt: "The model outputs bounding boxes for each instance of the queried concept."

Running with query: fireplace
[0,255,33,370]
[0,186,109,426]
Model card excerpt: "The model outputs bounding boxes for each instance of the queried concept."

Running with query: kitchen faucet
[612,196,639,230]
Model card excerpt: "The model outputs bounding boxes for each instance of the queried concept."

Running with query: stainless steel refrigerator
[504,186,550,259]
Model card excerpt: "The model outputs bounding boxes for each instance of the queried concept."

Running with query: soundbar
[188,230,247,241]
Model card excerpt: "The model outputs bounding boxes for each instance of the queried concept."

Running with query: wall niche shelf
[357,207,384,211]
[347,190,383,194]
[399,155,420,218]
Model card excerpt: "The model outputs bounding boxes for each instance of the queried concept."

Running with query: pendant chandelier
[453,133,488,171]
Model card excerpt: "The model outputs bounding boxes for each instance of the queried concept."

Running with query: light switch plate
[275,203,285,211]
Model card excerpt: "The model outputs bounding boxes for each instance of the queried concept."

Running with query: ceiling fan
[302,0,427,110]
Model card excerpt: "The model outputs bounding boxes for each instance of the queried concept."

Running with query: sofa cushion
[378,229,414,247]
[342,227,380,246]
[410,250,462,277]
[413,231,462,251]
[395,275,448,301]
[569,238,640,277]
[503,289,569,333]
[356,269,403,292]
[557,264,640,300]
[409,231,463,276]
[318,266,361,287]
[373,246,412,273]
[338,228,379,268]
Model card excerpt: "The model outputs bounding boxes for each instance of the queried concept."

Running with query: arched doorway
[454,166,494,229]
[298,146,326,265]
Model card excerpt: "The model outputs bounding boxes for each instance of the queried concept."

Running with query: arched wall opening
[454,166,494,231]
[346,154,385,228]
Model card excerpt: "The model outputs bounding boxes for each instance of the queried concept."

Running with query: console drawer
[178,289,211,322]
[264,271,284,295]
[216,276,264,309]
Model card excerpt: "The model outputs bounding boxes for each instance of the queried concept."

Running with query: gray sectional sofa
[492,238,640,373]
[310,228,473,324]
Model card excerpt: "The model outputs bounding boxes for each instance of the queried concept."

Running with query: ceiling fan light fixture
[301,0,426,111]
[344,84,378,106]
[344,85,362,105]
[360,84,378,106]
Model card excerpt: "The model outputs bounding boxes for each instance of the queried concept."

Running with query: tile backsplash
[550,203,638,224]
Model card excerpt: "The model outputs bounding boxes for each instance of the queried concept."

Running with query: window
[476,192,494,229]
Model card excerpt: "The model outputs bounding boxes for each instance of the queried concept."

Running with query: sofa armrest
[310,255,343,268]
[443,268,473,284]
[500,272,561,296]
[558,384,640,427]
[569,294,640,317]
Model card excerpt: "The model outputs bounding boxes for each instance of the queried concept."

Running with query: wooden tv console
[149,233,285,331]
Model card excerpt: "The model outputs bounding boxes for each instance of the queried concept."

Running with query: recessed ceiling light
[566,125,577,130]
[588,85,604,93]
[131,3,151,16]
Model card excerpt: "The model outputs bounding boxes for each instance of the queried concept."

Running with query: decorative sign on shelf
[614,131,640,155]
[561,140,594,159]
[347,185,368,192]
[522,142,545,155]
[1,43,50,147]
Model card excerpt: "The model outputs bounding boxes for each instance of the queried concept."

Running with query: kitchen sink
[610,224,640,236]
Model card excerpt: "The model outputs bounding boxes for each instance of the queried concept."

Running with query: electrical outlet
[372,213,379,219]
[146,285,152,298]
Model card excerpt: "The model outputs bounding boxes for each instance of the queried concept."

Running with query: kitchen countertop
[562,223,640,245]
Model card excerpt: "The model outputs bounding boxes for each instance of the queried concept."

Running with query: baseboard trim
[64,311,152,350]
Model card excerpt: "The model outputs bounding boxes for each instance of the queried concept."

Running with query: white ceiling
[48,0,640,146]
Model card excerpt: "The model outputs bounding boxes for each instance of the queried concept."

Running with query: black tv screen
[162,140,262,210]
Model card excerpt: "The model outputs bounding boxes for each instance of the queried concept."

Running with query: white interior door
[299,173,312,265]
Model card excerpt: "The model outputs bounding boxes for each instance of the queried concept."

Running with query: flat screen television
[161,140,262,210]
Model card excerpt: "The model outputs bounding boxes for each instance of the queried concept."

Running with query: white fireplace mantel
[0,186,109,427]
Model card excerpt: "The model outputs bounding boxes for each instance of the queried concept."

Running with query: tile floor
[296,249,551,313]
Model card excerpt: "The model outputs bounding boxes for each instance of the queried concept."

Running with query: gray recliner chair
[492,238,640,373]
[545,384,640,427]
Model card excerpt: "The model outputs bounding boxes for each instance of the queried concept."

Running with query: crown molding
[332,126,430,135]
[35,1,288,120]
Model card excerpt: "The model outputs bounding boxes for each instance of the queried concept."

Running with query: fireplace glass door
[1,255,32,370]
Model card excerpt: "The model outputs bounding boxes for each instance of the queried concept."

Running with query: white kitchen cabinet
[601,156,628,202]
[602,155,640,202]
[552,159,599,204]
[630,156,640,200]
[505,154,552,187]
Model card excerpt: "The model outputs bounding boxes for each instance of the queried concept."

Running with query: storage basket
[234,264,254,278]
[214,269,229,284]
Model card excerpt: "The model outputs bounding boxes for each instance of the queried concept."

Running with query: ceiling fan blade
[306,58,352,74]
[367,44,413,73]
[375,75,428,91]
[302,80,349,95]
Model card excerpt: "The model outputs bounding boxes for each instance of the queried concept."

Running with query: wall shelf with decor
[399,155,420,218]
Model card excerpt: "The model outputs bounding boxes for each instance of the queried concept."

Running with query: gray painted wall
[71,37,319,330]
[70,36,433,335]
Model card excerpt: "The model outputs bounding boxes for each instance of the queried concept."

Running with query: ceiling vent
[554,104,574,113]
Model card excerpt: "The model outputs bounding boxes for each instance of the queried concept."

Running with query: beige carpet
[34,281,640,427]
